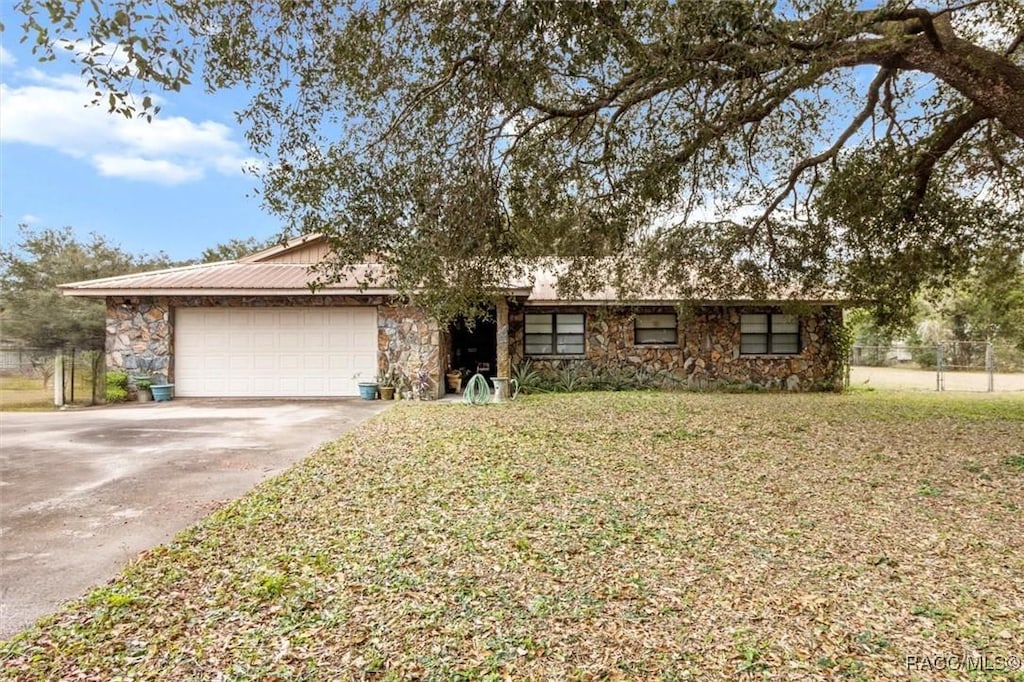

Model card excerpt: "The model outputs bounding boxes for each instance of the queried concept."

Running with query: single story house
[61,234,848,397]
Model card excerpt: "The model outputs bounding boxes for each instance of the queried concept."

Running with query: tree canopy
[200,236,276,263]
[0,227,276,351]
[15,0,1024,321]
[0,226,173,351]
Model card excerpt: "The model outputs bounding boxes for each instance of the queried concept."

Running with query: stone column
[496,297,510,378]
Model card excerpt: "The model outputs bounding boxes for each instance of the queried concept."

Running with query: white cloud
[0,66,254,186]
[20,214,42,225]
[0,45,16,68]
[93,154,203,184]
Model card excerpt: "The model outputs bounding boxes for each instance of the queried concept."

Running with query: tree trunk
[896,25,1024,140]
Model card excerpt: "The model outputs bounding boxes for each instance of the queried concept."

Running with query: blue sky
[0,35,281,262]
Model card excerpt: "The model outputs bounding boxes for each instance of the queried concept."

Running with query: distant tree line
[0,225,276,352]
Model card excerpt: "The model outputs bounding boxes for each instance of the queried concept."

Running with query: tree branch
[907,104,990,216]
[754,67,891,232]
[372,53,482,148]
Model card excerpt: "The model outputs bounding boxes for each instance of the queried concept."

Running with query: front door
[449,313,497,385]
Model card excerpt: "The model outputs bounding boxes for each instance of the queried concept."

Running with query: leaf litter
[2,391,1022,680]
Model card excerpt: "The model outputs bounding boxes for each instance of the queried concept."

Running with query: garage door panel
[278,310,304,326]
[228,355,252,372]
[303,333,326,349]
[253,377,277,393]
[228,310,252,326]
[252,355,277,371]
[252,331,276,348]
[175,306,377,397]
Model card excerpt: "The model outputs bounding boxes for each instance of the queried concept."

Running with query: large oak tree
[15,0,1024,321]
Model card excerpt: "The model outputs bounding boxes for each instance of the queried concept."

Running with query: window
[525,313,585,355]
[740,313,800,354]
[635,313,678,345]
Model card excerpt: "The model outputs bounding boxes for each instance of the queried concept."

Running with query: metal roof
[60,234,848,304]
[60,261,394,297]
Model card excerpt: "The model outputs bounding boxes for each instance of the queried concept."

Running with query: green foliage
[200,236,277,263]
[917,247,1024,351]
[510,360,543,395]
[0,226,173,351]
[905,327,939,369]
[105,386,128,403]
[820,311,853,391]
[86,587,140,609]
[550,362,590,393]
[846,308,897,348]
[14,2,1024,324]
[521,360,681,394]
[105,370,129,403]
[376,366,397,388]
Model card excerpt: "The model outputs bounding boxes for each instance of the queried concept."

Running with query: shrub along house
[60,234,847,398]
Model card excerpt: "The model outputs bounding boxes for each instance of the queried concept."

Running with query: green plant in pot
[135,377,153,402]
[129,354,159,402]
[377,367,397,400]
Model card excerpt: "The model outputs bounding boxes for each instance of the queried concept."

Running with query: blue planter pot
[151,384,174,402]
[358,382,379,400]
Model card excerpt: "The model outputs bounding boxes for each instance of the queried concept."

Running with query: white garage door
[174,307,378,397]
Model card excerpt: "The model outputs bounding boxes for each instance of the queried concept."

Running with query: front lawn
[2,391,1022,680]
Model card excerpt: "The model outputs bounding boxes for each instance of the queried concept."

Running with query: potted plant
[135,377,153,402]
[393,373,408,401]
[446,368,464,394]
[412,368,434,400]
[378,367,397,400]
[150,383,174,401]
[355,373,378,400]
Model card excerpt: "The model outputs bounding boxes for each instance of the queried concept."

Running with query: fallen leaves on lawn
[2,391,1022,680]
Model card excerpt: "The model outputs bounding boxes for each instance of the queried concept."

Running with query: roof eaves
[58,261,228,290]
[61,287,401,298]
[240,233,326,263]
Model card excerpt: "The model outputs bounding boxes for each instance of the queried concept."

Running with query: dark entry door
[449,314,497,380]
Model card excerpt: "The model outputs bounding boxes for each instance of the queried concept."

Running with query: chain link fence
[849,342,1024,392]
[0,346,105,407]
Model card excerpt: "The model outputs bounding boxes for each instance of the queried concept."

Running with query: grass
[0,373,101,410]
[2,390,1023,680]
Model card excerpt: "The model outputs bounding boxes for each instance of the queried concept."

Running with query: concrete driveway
[0,398,389,639]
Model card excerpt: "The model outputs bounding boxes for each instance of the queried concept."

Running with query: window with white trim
[525,313,585,355]
[634,313,678,345]
[740,313,800,354]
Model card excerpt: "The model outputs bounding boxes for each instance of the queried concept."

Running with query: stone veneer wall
[377,305,443,399]
[106,295,442,397]
[106,299,172,382]
[106,295,838,394]
[509,304,844,391]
